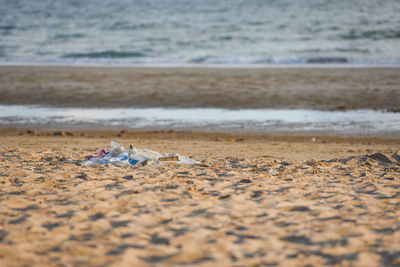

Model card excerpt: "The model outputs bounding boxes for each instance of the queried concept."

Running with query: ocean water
[1,105,399,137]
[1,0,400,66]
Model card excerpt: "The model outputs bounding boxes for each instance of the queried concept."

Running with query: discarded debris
[81,141,198,167]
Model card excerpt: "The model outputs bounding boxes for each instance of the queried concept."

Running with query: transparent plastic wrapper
[81,141,198,166]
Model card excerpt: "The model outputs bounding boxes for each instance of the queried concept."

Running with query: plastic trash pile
[81,141,198,166]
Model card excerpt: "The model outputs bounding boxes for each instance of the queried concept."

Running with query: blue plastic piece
[129,159,139,165]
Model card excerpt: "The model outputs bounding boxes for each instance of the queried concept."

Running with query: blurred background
[1,0,400,66]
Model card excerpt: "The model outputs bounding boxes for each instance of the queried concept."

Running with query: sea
[1,0,400,66]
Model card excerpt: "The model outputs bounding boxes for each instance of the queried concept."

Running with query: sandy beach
[1,66,399,111]
[2,0,400,265]
[0,66,400,266]
[0,129,400,266]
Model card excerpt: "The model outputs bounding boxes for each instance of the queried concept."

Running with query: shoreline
[1,65,399,111]
[1,122,399,139]
[1,106,399,138]
[2,128,399,145]
[2,61,400,68]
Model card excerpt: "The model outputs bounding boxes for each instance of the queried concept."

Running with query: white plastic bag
[81,141,198,167]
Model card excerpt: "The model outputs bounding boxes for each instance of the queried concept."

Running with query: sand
[1,66,400,111]
[1,66,400,266]
[1,129,400,266]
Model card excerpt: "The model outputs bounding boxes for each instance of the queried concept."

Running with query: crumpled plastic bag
[81,141,198,166]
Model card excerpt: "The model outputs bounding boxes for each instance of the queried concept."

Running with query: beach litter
[81,141,198,166]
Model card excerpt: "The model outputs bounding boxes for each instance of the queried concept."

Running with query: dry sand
[1,66,399,111]
[1,66,400,266]
[1,129,400,266]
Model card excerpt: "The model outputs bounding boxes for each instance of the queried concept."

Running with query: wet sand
[1,129,400,266]
[1,66,399,111]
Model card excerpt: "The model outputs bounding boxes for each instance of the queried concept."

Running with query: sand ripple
[0,137,399,266]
